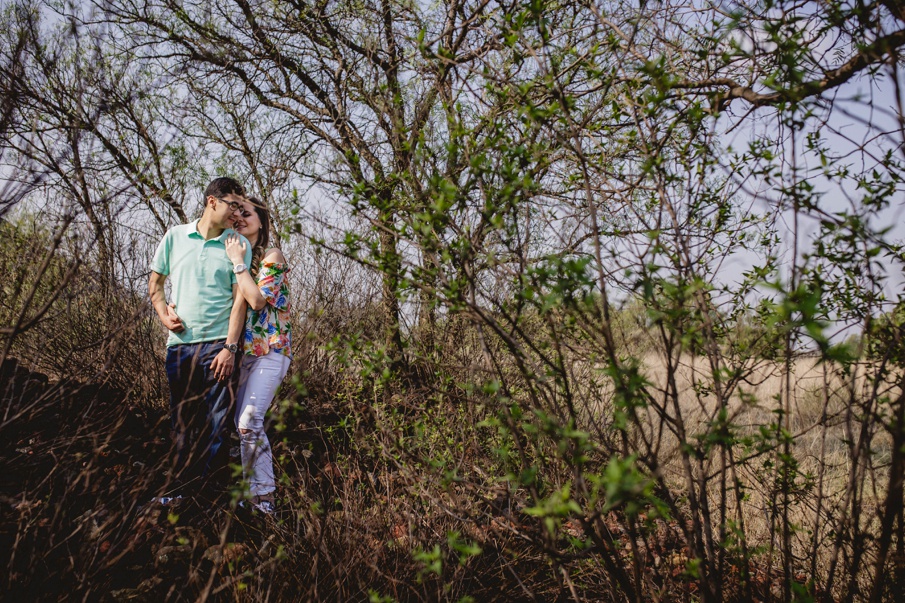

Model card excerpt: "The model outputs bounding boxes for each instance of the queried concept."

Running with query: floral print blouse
[243,261,292,358]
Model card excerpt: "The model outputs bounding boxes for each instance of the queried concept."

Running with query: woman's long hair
[246,196,270,274]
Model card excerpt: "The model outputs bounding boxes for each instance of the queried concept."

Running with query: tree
[0,1,204,288]
[98,0,507,372]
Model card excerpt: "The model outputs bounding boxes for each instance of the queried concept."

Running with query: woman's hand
[225,233,247,265]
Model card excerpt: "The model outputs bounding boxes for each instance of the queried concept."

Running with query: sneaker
[238,497,275,515]
[252,499,275,514]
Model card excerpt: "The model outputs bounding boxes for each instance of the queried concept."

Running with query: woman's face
[234,200,262,242]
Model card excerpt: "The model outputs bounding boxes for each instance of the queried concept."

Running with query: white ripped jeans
[235,351,290,497]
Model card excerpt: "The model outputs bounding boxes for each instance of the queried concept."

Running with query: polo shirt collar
[187,219,202,238]
[186,219,235,242]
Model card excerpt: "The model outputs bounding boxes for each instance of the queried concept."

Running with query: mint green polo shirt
[150,220,253,347]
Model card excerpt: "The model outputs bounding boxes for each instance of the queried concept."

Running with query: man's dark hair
[203,177,245,204]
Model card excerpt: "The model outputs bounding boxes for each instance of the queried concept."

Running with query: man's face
[207,193,244,228]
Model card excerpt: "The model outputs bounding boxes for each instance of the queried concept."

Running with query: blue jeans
[165,341,238,494]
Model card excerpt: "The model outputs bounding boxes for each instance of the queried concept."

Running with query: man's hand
[163,302,185,333]
[149,271,185,333]
[210,347,235,381]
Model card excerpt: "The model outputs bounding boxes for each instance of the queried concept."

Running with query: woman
[224,197,292,514]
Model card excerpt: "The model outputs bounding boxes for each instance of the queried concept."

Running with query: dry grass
[630,353,898,591]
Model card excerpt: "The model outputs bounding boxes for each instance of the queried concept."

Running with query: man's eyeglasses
[212,197,243,212]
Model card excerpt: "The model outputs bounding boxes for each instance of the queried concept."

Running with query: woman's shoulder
[262,247,287,263]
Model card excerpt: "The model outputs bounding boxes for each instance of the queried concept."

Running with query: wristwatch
[225,343,239,354]
[233,263,247,274]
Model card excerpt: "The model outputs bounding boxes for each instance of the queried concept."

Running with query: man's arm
[210,284,246,380]
[149,271,184,332]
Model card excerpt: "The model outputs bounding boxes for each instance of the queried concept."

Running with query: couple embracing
[148,177,292,514]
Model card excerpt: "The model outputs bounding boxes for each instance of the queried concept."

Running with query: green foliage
[868,302,905,367]
[523,483,582,536]
[593,456,668,520]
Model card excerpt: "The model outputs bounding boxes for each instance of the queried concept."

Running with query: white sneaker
[253,500,275,514]
[238,498,275,514]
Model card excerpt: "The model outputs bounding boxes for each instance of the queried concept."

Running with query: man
[148,177,253,502]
